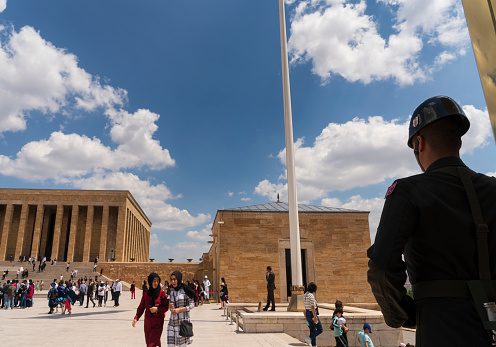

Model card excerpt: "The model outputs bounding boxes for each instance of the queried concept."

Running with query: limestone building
[0,189,151,262]
[206,201,375,304]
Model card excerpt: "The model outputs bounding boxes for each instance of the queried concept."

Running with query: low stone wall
[226,303,412,347]
[99,262,201,287]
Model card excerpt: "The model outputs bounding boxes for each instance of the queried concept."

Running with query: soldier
[367,96,496,345]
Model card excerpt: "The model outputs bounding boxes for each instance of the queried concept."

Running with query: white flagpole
[278,0,303,300]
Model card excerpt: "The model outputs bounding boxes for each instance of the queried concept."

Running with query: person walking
[85,279,96,308]
[219,277,228,309]
[131,281,136,299]
[167,271,196,346]
[357,324,374,347]
[142,280,148,296]
[79,281,87,306]
[104,280,110,306]
[203,276,210,301]
[263,266,276,311]
[367,96,496,345]
[303,282,323,347]
[132,273,169,347]
[114,279,122,307]
[97,281,105,307]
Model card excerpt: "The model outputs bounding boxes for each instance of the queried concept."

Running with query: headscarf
[147,273,161,306]
[171,271,197,301]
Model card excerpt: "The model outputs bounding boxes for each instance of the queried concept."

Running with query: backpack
[49,288,58,300]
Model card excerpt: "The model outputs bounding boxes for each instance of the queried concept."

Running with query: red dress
[134,289,169,347]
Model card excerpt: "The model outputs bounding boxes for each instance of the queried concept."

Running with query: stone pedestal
[287,285,305,312]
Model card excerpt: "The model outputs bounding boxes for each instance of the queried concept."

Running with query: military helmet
[408,96,470,148]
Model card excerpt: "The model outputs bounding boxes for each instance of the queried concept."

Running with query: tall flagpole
[278,0,304,311]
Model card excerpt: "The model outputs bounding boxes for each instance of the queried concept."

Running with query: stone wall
[211,210,375,305]
[100,262,202,288]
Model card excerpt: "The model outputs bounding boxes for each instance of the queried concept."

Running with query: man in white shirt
[113,279,122,307]
[203,276,211,300]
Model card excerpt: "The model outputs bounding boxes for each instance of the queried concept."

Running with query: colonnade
[0,201,150,262]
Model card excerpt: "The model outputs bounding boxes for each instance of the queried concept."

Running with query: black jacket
[266,271,276,291]
[367,157,496,345]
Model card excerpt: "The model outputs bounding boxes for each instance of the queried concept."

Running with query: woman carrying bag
[167,271,197,346]
[132,273,169,347]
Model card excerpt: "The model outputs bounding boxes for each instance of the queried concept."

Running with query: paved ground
[0,290,306,346]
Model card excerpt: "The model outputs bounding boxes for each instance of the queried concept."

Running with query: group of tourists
[303,283,374,347]
[132,271,197,347]
[0,279,38,309]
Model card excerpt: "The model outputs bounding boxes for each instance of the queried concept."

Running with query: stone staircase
[0,261,131,298]
[0,261,98,285]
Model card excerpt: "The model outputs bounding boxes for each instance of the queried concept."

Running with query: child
[332,308,348,346]
[358,323,374,347]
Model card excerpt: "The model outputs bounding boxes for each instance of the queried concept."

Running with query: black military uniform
[367,155,496,345]
[368,95,496,346]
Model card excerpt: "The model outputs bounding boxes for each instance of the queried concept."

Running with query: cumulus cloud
[287,0,469,85]
[0,25,126,133]
[0,0,6,13]
[322,195,385,243]
[186,224,213,242]
[0,109,175,182]
[73,172,210,231]
[255,104,490,202]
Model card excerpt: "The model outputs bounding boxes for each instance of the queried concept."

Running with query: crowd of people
[0,279,38,309]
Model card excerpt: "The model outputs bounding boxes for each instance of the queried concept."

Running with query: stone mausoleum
[203,201,375,304]
[0,189,151,263]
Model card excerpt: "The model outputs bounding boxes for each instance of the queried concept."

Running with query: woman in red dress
[132,273,169,347]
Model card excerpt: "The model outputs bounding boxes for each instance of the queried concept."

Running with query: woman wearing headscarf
[133,273,169,347]
[167,271,197,346]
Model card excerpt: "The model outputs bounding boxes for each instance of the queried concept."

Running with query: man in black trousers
[263,266,276,311]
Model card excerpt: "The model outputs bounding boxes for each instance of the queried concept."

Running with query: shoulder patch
[385,182,397,198]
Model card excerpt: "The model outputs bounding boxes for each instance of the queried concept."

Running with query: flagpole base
[287,285,305,312]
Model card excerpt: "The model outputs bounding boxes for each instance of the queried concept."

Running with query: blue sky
[0,0,494,262]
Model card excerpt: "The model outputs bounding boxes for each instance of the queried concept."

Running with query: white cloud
[186,224,213,242]
[0,0,6,13]
[460,105,491,154]
[73,172,210,231]
[487,172,496,177]
[0,26,126,133]
[228,192,233,197]
[255,104,491,202]
[288,0,469,85]
[241,197,251,201]
[322,195,385,243]
[150,233,161,247]
[0,108,175,182]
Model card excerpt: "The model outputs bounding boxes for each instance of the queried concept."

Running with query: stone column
[50,205,64,262]
[115,205,126,262]
[66,205,79,262]
[14,204,29,260]
[99,205,109,261]
[0,204,14,260]
[83,205,94,262]
[31,204,44,260]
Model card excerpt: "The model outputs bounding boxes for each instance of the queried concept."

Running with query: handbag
[179,319,194,337]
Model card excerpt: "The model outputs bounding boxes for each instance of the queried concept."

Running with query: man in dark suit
[263,266,276,311]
